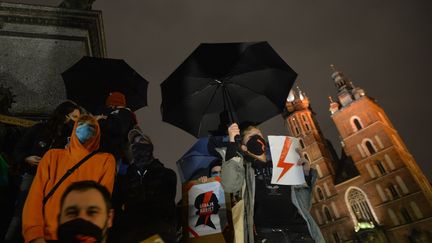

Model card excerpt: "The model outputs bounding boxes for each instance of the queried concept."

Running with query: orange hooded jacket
[22,115,116,242]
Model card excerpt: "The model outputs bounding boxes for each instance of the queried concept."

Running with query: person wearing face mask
[97,92,137,170]
[4,101,80,243]
[110,128,177,243]
[213,123,325,243]
[57,180,114,243]
[22,115,116,243]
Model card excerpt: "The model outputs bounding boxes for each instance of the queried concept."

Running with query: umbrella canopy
[161,41,297,137]
[62,56,148,113]
[177,136,228,183]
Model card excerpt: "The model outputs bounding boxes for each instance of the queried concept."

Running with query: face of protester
[210,165,222,177]
[241,127,266,157]
[75,120,96,145]
[59,189,113,241]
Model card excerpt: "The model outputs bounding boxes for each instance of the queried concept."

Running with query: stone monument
[0,1,106,118]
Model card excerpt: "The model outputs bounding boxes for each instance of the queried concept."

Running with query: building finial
[328,96,334,103]
[330,64,337,72]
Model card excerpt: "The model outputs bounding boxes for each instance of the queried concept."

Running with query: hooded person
[21,115,116,243]
[97,92,137,166]
[111,128,177,243]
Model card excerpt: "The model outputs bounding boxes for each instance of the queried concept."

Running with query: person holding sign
[216,123,324,243]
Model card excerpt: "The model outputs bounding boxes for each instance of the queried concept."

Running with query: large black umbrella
[62,56,148,113]
[161,41,297,137]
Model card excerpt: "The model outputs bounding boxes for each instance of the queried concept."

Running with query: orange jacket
[22,116,116,242]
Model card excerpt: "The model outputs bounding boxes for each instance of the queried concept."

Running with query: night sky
[10,1,432,192]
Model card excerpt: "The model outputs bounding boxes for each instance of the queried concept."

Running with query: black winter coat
[13,122,71,175]
[115,159,177,243]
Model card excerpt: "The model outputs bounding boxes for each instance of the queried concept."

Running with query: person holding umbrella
[160,41,315,242]
[215,123,325,243]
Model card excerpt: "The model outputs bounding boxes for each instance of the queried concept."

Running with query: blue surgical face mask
[75,124,95,144]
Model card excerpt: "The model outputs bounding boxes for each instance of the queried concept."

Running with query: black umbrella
[161,41,297,137]
[62,56,148,113]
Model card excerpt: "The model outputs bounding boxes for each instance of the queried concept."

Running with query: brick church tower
[284,66,432,242]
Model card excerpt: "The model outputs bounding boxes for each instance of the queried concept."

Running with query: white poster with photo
[268,135,305,185]
[186,180,226,238]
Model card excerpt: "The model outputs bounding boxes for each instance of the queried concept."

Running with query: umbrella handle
[222,87,236,124]
[224,88,242,144]
[234,134,242,144]
[228,122,242,144]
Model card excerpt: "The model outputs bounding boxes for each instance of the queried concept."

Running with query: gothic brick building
[284,65,432,243]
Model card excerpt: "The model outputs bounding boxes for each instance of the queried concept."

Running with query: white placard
[187,181,226,238]
[268,136,305,185]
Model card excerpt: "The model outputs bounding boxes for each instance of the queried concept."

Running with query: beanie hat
[106,92,126,107]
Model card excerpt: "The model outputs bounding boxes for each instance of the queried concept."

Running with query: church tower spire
[329,65,367,109]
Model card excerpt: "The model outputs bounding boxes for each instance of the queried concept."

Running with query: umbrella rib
[163,82,216,114]
[176,80,218,103]
[196,85,221,136]
[228,81,279,106]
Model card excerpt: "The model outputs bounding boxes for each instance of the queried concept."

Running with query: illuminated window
[366,141,376,154]
[401,207,413,223]
[351,116,364,132]
[300,139,305,148]
[304,153,310,161]
[324,206,333,222]
[354,119,362,130]
[317,187,325,201]
[376,160,386,175]
[388,184,401,199]
[347,188,375,222]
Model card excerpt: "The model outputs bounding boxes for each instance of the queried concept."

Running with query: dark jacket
[13,122,71,175]
[98,107,136,160]
[115,159,177,243]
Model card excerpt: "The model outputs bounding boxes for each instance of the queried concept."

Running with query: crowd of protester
[0,91,322,243]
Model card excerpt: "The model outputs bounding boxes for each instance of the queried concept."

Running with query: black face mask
[245,135,266,156]
[57,218,104,243]
[131,143,154,167]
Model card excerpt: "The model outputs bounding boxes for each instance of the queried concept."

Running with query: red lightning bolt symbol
[276,137,295,182]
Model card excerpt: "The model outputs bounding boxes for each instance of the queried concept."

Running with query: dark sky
[12,1,432,190]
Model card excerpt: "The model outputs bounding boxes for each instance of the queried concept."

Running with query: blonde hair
[77,114,97,126]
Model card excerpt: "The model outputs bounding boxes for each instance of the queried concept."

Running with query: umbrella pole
[222,86,236,124]
[222,86,242,143]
